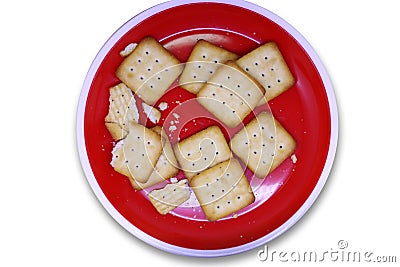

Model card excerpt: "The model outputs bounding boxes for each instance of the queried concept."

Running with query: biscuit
[229,112,296,178]
[123,126,179,190]
[120,43,138,57]
[197,61,265,128]
[104,83,139,140]
[190,158,255,221]
[137,126,179,188]
[148,179,191,215]
[111,122,163,184]
[179,40,238,94]
[173,126,231,180]
[116,36,183,105]
[236,42,295,105]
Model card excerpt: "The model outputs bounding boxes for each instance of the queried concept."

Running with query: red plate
[77,0,338,257]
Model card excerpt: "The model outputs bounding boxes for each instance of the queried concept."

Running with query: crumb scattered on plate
[158,102,168,111]
[291,154,297,163]
[120,43,137,57]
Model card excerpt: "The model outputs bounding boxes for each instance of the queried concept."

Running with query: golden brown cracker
[111,122,163,184]
[197,61,265,128]
[173,126,231,180]
[190,159,255,221]
[179,40,238,94]
[105,83,139,140]
[230,112,296,178]
[236,42,295,104]
[116,36,183,105]
[148,179,191,215]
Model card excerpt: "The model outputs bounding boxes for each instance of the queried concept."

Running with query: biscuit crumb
[291,154,297,163]
[169,125,177,132]
[120,43,137,57]
[158,102,168,111]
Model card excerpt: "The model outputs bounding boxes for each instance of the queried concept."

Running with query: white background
[0,0,399,266]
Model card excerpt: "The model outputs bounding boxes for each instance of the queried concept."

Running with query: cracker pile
[104,36,297,221]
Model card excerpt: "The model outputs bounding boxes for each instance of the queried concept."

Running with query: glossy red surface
[83,2,331,250]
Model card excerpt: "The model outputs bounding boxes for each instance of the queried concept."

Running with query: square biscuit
[110,122,163,184]
[111,138,162,190]
[190,158,255,221]
[179,40,238,94]
[236,42,295,105]
[104,83,139,140]
[116,36,183,105]
[129,126,179,190]
[197,61,265,128]
[148,179,191,215]
[173,125,231,180]
[229,112,296,178]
